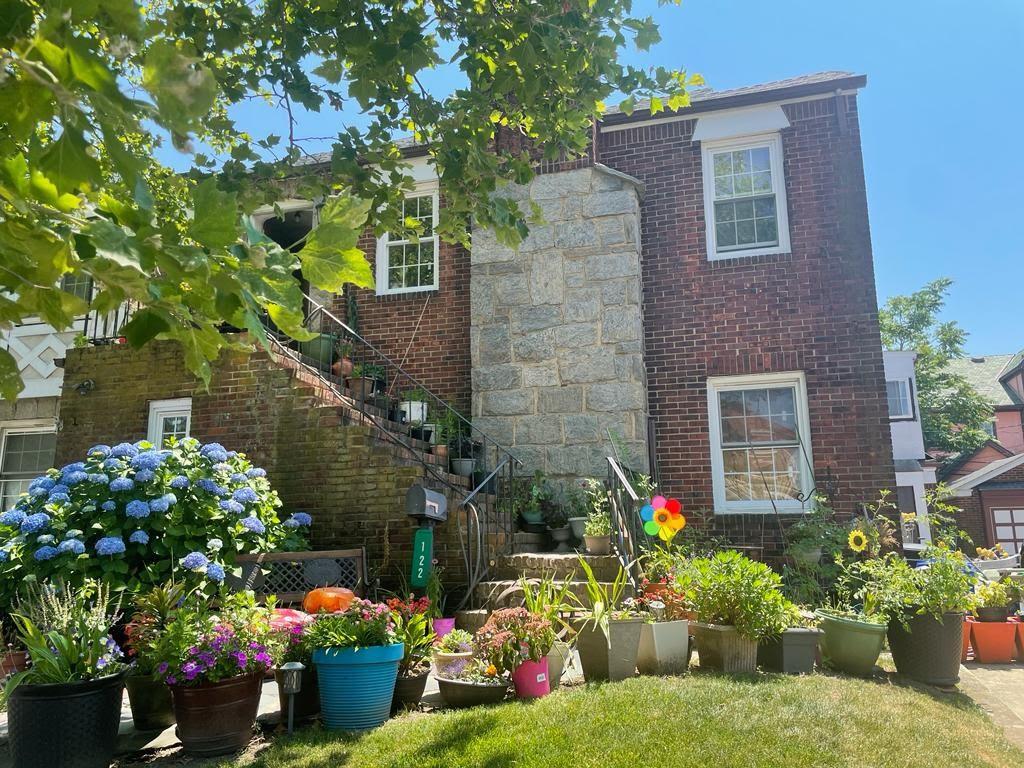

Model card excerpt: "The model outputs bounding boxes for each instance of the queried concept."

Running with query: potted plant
[684,551,794,675]
[426,567,456,637]
[545,504,572,553]
[785,497,844,569]
[3,580,126,768]
[306,598,403,731]
[400,387,430,426]
[387,595,435,711]
[330,341,354,378]
[436,657,509,709]
[476,607,555,699]
[757,607,822,675]
[633,592,690,675]
[850,546,976,686]
[520,471,553,528]
[432,628,474,679]
[573,558,642,682]
[153,591,275,756]
[814,606,887,676]
[449,426,477,478]
[519,575,575,688]
[123,582,188,732]
[584,510,612,555]
[299,332,339,370]
[269,608,320,723]
[0,620,28,679]
[567,480,599,541]
[970,579,1019,664]
[347,363,385,400]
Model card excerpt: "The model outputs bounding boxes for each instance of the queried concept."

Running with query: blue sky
[216,0,1022,354]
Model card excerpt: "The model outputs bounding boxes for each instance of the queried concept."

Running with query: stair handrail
[606,455,646,587]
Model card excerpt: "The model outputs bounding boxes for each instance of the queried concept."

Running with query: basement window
[0,423,56,510]
[375,187,440,296]
[147,398,192,447]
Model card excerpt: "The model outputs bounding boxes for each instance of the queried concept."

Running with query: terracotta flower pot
[170,672,264,756]
[970,621,1017,664]
[1,650,28,678]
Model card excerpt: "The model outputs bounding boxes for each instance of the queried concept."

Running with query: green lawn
[231,674,1023,768]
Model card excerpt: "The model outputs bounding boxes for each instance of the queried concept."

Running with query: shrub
[0,438,311,610]
[681,551,794,641]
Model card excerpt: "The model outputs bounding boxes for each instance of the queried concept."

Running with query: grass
[228,673,1024,768]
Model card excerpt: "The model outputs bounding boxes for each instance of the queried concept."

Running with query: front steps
[471,551,625,612]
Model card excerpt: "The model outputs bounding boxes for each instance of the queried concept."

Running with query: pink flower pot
[511,658,550,700]
[433,618,456,639]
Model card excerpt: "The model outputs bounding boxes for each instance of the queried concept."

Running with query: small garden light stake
[279,661,305,735]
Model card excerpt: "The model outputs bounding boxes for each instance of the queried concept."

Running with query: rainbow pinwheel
[640,495,686,542]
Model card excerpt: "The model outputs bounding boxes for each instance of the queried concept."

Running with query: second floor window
[886,379,913,420]
[702,134,790,260]
[376,189,440,295]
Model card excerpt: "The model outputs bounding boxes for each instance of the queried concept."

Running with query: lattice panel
[231,550,365,603]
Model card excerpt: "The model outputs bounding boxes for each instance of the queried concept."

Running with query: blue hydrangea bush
[0,438,311,609]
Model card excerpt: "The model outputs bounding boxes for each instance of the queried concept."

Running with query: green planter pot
[815,610,885,677]
[887,612,964,686]
[125,673,175,731]
[298,334,337,369]
[757,628,821,674]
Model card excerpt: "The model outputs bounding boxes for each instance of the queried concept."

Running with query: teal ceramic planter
[313,643,404,731]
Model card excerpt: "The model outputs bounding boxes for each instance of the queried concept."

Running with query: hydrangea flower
[64,529,84,539]
[131,452,166,471]
[109,477,135,492]
[47,484,70,498]
[239,517,266,535]
[0,550,8,563]
[181,552,209,571]
[292,512,313,527]
[134,469,154,483]
[28,477,55,493]
[60,462,86,476]
[87,444,111,458]
[126,500,151,519]
[87,473,109,484]
[0,510,26,527]
[232,487,258,505]
[148,496,170,513]
[29,486,49,498]
[283,517,300,529]
[169,475,190,490]
[246,468,267,479]
[20,513,50,534]
[64,471,89,486]
[197,479,226,495]
[101,500,117,511]
[35,534,55,545]
[229,473,247,484]
[208,538,223,551]
[58,539,85,556]
[101,458,123,471]
[109,442,140,459]
[95,537,126,556]
[129,530,149,545]
[33,546,58,561]
[46,493,70,504]
[206,563,225,583]
[200,443,229,463]
[219,499,244,515]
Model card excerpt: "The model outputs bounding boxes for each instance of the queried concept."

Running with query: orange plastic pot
[970,621,1017,664]
[302,587,355,614]
[961,617,973,663]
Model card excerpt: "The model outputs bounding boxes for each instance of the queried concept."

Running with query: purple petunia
[126,500,150,519]
[206,563,225,583]
[129,530,149,545]
[181,551,209,571]
[169,475,190,490]
[20,513,50,534]
[219,499,244,515]
[95,537,126,556]
[34,546,58,561]
[239,516,265,535]
[109,477,134,492]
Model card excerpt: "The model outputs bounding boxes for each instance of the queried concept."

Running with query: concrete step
[493,552,622,581]
[474,579,616,609]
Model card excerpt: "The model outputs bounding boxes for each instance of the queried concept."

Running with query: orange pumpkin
[302,587,355,614]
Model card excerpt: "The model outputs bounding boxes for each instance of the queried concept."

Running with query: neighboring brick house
[1,71,897,566]
[940,351,1024,555]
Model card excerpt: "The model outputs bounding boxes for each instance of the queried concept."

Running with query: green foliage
[680,551,794,641]
[434,628,474,655]
[4,580,124,698]
[391,611,434,676]
[583,510,611,537]
[575,556,630,634]
[0,0,699,396]
[975,580,1012,609]
[879,278,994,453]
[125,581,192,676]
[304,598,396,650]
[518,573,576,636]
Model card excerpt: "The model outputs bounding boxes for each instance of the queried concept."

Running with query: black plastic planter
[888,612,964,686]
[757,628,822,674]
[8,673,125,768]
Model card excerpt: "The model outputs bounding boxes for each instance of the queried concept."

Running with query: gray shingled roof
[947,353,1024,407]
[602,71,863,117]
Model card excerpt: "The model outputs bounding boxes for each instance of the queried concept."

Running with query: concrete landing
[959,663,1024,751]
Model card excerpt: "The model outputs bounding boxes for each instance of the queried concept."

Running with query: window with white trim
[60,273,94,302]
[0,423,56,509]
[708,372,812,513]
[147,398,192,447]
[701,134,790,260]
[375,188,439,295]
[886,379,913,420]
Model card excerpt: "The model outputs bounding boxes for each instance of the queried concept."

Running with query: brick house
[2,71,897,578]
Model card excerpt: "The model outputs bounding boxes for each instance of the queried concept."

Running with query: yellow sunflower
[848,529,868,553]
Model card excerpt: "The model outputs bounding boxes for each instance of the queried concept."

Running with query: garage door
[992,509,1024,554]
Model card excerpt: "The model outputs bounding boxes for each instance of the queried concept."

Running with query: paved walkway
[959,663,1024,751]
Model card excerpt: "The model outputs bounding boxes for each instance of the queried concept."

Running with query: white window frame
[250,199,320,247]
[886,379,914,420]
[0,420,57,508]
[701,132,791,261]
[147,398,192,447]
[375,183,440,296]
[707,371,813,515]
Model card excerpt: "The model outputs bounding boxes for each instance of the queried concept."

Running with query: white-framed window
[886,379,914,420]
[707,371,813,514]
[375,186,439,296]
[701,133,791,260]
[0,422,56,510]
[60,273,94,302]
[147,398,192,447]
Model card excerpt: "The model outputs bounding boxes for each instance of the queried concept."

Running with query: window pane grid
[1,430,56,509]
[887,380,911,418]
[710,145,780,252]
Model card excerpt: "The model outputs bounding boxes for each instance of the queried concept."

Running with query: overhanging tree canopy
[0,0,700,397]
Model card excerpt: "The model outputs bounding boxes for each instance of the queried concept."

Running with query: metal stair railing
[606,455,649,587]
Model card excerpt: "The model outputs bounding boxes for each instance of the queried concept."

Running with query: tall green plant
[519,574,576,636]
[575,556,630,636]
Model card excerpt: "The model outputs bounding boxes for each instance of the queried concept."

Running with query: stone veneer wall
[470,165,649,481]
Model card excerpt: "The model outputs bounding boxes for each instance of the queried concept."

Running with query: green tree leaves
[299,194,374,292]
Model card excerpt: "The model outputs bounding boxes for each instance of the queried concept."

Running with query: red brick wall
[333,227,472,414]
[597,94,895,546]
[956,461,1024,549]
[56,342,478,586]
